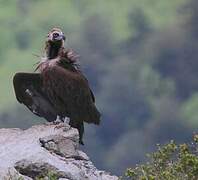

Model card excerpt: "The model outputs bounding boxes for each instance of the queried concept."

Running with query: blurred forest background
[0,0,198,175]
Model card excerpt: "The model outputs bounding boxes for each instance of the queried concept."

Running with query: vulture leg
[13,72,57,122]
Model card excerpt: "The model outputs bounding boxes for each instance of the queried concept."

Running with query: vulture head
[47,28,65,42]
[45,28,66,59]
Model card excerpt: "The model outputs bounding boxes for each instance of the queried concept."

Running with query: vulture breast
[40,63,99,124]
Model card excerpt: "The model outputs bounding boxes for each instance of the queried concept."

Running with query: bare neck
[46,41,63,59]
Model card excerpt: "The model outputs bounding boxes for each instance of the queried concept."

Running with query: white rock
[0,123,118,180]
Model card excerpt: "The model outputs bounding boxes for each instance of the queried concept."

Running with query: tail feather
[86,105,101,125]
[69,120,84,145]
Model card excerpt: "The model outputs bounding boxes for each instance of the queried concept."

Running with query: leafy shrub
[125,134,198,180]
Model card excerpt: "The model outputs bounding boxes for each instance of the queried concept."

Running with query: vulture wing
[13,72,57,122]
[89,88,95,103]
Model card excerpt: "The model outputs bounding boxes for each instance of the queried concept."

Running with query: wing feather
[13,72,57,121]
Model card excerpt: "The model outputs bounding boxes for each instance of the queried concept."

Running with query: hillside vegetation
[125,135,198,180]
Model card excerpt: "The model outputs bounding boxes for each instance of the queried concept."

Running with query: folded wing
[13,72,57,122]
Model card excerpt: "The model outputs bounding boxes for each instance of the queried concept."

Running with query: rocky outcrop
[0,123,118,180]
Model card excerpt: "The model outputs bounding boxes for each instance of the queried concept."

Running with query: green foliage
[125,135,198,180]
[36,171,58,180]
[0,0,186,110]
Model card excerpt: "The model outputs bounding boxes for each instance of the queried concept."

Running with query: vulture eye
[53,33,59,38]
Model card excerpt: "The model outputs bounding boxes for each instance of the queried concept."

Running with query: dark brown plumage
[13,28,101,144]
